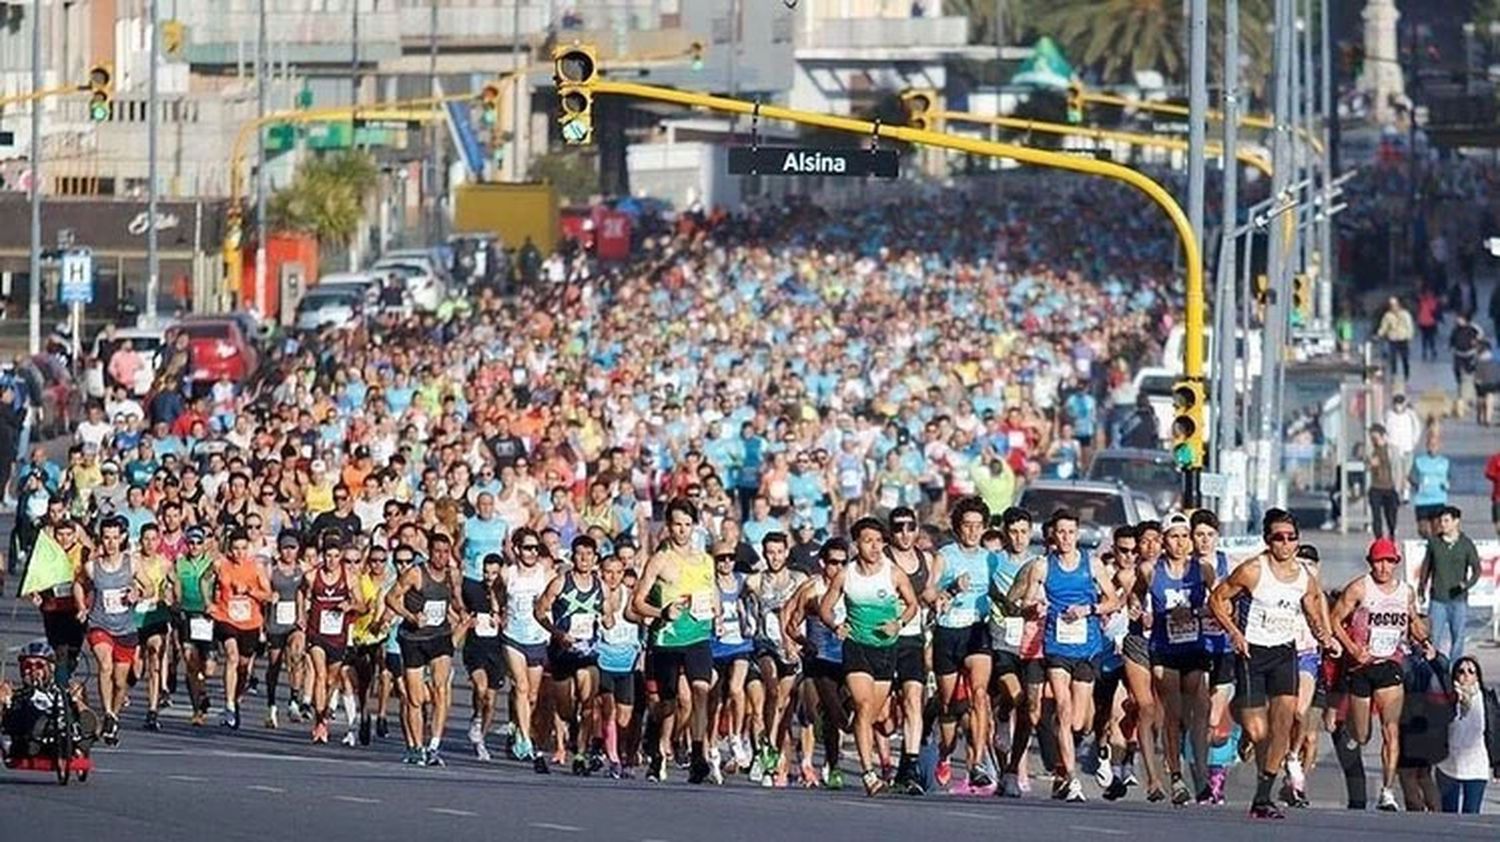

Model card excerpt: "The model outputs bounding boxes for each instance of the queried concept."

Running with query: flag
[19,530,76,596]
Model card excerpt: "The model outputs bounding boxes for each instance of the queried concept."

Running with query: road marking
[429,808,477,817]
[641,838,672,842]
[1069,827,1128,837]
[529,822,583,833]
[334,795,381,804]
[948,811,991,819]
[247,785,285,793]
[168,774,205,782]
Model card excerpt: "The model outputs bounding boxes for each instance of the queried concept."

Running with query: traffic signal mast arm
[0,83,92,109]
[1079,87,1324,156]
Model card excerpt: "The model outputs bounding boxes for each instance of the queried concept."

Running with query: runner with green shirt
[173,525,217,726]
[631,498,720,784]
[819,517,919,796]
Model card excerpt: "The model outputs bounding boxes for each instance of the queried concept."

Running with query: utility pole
[352,0,360,106]
[1215,0,1241,480]
[255,0,268,317]
[146,0,161,322]
[511,0,522,180]
[1318,0,1335,323]
[1187,0,1207,281]
[427,0,439,242]
[28,0,42,354]
[1259,0,1296,511]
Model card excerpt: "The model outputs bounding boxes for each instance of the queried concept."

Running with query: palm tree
[267,151,378,254]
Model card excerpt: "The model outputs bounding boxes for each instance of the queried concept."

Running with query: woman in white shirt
[1437,656,1500,813]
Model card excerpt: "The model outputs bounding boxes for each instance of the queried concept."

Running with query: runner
[131,522,176,732]
[990,506,1045,798]
[173,525,217,726]
[886,506,934,795]
[819,517,920,796]
[209,528,272,730]
[384,531,465,766]
[34,519,86,686]
[1208,509,1339,819]
[783,540,850,789]
[1190,510,1235,804]
[707,539,756,784]
[1282,543,1328,808]
[262,532,307,729]
[304,537,358,744]
[502,527,553,768]
[536,535,605,776]
[597,551,643,779]
[631,498,719,784]
[1329,537,1427,812]
[460,553,506,761]
[749,531,807,787]
[930,496,998,791]
[76,516,138,745]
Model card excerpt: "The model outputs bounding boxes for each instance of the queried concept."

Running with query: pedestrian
[1396,641,1452,812]
[1450,314,1484,418]
[1416,286,1442,362]
[1366,424,1400,539]
[1436,656,1500,814]
[1486,448,1500,539]
[1418,506,1483,662]
[1383,395,1421,502]
[1377,296,1416,382]
[1478,344,1500,426]
[0,383,20,512]
[1410,426,1450,538]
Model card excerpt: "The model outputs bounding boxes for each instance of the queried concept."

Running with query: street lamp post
[28,0,42,354]
[147,0,161,322]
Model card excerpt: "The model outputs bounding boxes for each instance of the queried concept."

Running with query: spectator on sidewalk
[1478,344,1500,427]
[1397,641,1453,813]
[1417,286,1442,362]
[1450,314,1484,418]
[1419,506,1483,661]
[1378,296,1416,382]
[1436,656,1500,814]
[1384,394,1422,502]
[1486,448,1500,539]
[1367,424,1401,538]
[1411,426,1451,537]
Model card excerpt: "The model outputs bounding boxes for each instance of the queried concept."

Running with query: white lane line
[1069,827,1128,837]
[641,838,672,842]
[168,774,205,782]
[334,795,381,804]
[948,811,991,819]
[429,808,477,817]
[247,785,285,793]
[529,822,583,833]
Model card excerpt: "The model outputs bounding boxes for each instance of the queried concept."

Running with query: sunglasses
[893,521,917,532]
[714,554,735,562]
[520,544,540,552]
[1268,533,1298,544]
[824,556,848,565]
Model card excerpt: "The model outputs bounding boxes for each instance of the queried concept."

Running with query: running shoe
[1249,800,1286,820]
[1121,761,1139,788]
[824,764,845,791]
[1064,778,1087,803]
[534,755,551,775]
[1377,787,1399,812]
[708,750,725,786]
[646,753,667,783]
[287,699,303,721]
[934,758,952,788]
[1146,787,1168,803]
[1207,767,1227,805]
[312,721,328,744]
[748,752,766,784]
[572,754,588,776]
[222,708,240,731]
[607,761,625,780]
[475,742,492,762]
[265,705,279,730]
[401,747,421,765]
[1102,778,1129,802]
[731,734,752,770]
[425,748,446,768]
[358,715,372,746]
[1095,760,1115,790]
[102,713,120,746]
[688,755,712,785]
[143,710,161,732]
[903,774,926,797]
[800,761,819,788]
[862,769,886,797]
[468,718,484,746]
[999,772,1022,799]
[375,717,389,739]
[341,730,357,747]
[1171,776,1192,806]
[968,766,994,790]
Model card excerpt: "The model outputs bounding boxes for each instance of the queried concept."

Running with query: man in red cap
[1329,537,1430,812]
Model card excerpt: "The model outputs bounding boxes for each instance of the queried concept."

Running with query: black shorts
[264,630,294,651]
[1045,654,1098,682]
[41,610,85,650]
[1121,633,1150,668]
[346,643,382,672]
[308,637,346,665]
[138,621,172,642]
[1208,650,1237,687]
[804,657,844,683]
[548,647,598,678]
[645,641,713,701]
[215,623,260,655]
[504,637,548,669]
[756,650,799,680]
[1151,648,1210,674]
[895,636,926,684]
[1234,643,1298,708]
[842,640,897,681]
[1347,660,1404,698]
[464,642,506,684]
[599,669,637,706]
[398,634,454,670]
[1415,504,1446,522]
[384,652,404,675]
[932,624,991,676]
[992,650,1046,686]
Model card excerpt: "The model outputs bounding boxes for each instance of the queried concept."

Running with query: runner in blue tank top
[1011,508,1120,803]
[1190,509,1237,805]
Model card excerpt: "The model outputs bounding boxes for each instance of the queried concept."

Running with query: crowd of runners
[0,187,1488,818]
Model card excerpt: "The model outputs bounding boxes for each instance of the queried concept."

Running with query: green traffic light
[1173,443,1196,469]
[89,103,110,122]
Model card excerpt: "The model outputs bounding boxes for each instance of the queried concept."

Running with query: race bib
[316,609,342,637]
[102,587,129,615]
[1248,605,1294,641]
[53,582,74,599]
[1002,616,1025,647]
[473,612,499,638]
[274,600,297,626]
[689,591,715,621]
[1056,615,1088,645]
[879,487,900,509]
[720,614,744,645]
[1368,626,1402,659]
[1167,612,1200,645]
[569,613,596,642]
[189,616,215,642]
[135,598,158,614]
[1200,616,1225,637]
[946,606,977,627]
[227,596,252,623]
[421,599,448,628]
[602,619,636,646]
[763,610,783,644]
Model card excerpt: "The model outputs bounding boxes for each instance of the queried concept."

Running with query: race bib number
[1248,605,1294,641]
[602,619,636,646]
[189,616,215,642]
[1200,616,1225,637]
[102,588,129,615]
[689,591,715,621]
[1056,615,1088,645]
[879,487,900,509]
[227,596,252,623]
[135,598,158,614]
[421,599,448,628]
[318,609,345,637]
[274,600,297,626]
[1167,613,1200,645]
[569,613,596,642]
[720,615,744,645]
[53,582,75,599]
[763,610,783,644]
[1368,626,1402,659]
[1002,616,1025,647]
[945,606,977,627]
[473,612,499,638]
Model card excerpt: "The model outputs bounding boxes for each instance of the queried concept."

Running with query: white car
[295,286,366,332]
[86,324,172,398]
[315,272,381,305]
[368,261,445,312]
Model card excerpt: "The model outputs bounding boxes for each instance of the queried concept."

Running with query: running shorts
[932,623,991,676]
[1209,651,1237,687]
[463,641,506,683]
[1151,649,1209,674]
[1347,660,1403,698]
[215,623,260,655]
[1121,633,1150,668]
[1045,653,1098,682]
[503,637,548,669]
[1234,643,1297,708]
[895,635,926,684]
[548,647,598,678]
[308,636,347,665]
[803,657,844,683]
[398,634,454,669]
[85,628,138,664]
[992,650,1045,686]
[841,640,897,681]
[599,669,637,706]
[645,641,713,701]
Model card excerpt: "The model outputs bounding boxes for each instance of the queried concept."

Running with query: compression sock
[1254,771,1276,805]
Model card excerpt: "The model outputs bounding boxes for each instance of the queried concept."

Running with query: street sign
[59,249,94,305]
[1198,471,1228,499]
[727,146,900,178]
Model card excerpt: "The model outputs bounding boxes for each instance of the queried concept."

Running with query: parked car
[368,261,445,312]
[1015,479,1157,549]
[85,323,172,399]
[295,286,366,333]
[167,317,260,385]
[29,354,83,438]
[1085,447,1181,514]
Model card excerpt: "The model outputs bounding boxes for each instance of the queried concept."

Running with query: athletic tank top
[649,547,715,648]
[1198,550,1231,653]
[503,562,551,646]
[844,558,901,648]
[1043,551,1102,659]
[1243,557,1308,648]
[553,572,603,653]
[596,584,642,673]
[462,515,508,581]
[461,577,503,648]
[990,550,1041,657]
[712,573,755,659]
[175,553,214,614]
[308,568,352,644]
[212,559,265,631]
[892,549,928,639]
[1148,557,1206,655]
[805,577,844,663]
[399,564,452,642]
[936,544,992,629]
[88,557,136,636]
[267,564,304,635]
[756,569,805,656]
[1356,575,1411,664]
[133,557,173,629]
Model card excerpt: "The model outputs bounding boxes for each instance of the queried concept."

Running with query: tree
[530,149,599,205]
[266,150,379,251]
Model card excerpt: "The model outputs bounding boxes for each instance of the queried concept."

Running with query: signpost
[726,146,900,178]
[59,248,93,364]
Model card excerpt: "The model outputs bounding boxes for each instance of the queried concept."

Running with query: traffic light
[1066,81,1085,124]
[1171,379,1207,470]
[553,45,597,146]
[690,41,704,72]
[161,19,185,58]
[479,80,503,127]
[87,64,113,123]
[900,89,935,131]
[1292,272,1313,325]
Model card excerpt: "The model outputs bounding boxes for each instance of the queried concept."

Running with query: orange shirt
[210,558,267,630]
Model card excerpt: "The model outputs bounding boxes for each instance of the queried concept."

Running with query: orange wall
[241,233,319,318]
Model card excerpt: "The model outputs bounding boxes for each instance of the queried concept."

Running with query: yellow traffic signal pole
[569,73,1208,497]
[1080,88,1325,155]
[932,109,1274,179]
[0,84,89,109]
